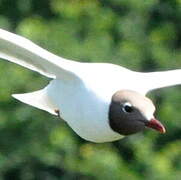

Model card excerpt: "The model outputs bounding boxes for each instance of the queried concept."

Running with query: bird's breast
[47,79,123,142]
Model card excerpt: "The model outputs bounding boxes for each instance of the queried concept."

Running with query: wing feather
[140,70,181,94]
[0,28,80,80]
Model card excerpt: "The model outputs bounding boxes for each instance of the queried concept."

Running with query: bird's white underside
[0,28,180,142]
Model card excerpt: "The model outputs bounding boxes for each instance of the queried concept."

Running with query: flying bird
[0,28,180,143]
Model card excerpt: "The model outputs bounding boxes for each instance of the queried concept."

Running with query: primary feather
[0,28,80,80]
[138,70,181,94]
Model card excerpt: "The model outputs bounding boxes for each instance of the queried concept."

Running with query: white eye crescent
[122,102,134,113]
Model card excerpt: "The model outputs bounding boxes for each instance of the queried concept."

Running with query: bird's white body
[47,78,122,142]
[0,28,180,142]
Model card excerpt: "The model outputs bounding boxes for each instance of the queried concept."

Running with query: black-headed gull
[0,28,180,142]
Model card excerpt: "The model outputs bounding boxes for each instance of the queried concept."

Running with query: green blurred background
[0,0,180,179]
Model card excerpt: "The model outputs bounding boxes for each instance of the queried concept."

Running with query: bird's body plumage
[0,28,180,142]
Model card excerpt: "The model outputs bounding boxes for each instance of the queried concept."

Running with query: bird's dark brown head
[109,90,166,135]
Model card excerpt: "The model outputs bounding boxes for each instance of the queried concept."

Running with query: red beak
[145,118,166,133]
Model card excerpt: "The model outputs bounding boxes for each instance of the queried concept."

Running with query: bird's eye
[122,102,134,113]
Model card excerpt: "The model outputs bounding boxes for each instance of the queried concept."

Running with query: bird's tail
[142,69,181,93]
[12,87,58,115]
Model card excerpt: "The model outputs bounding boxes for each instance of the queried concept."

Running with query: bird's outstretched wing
[140,70,181,94]
[0,28,81,80]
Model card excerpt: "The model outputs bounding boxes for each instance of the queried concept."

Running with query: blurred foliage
[0,0,180,179]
